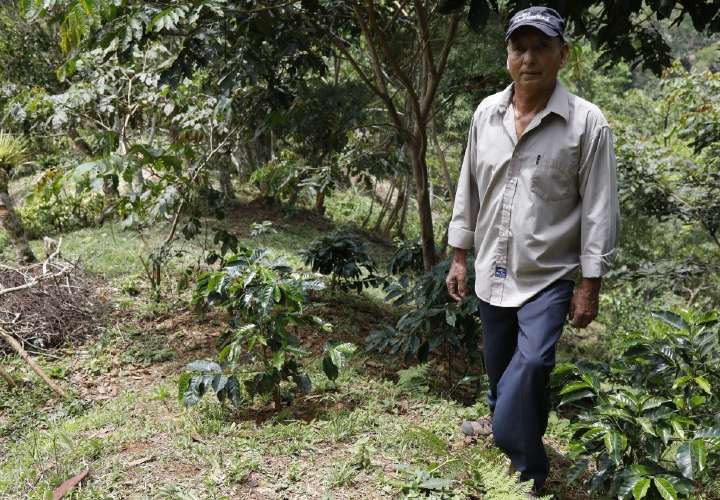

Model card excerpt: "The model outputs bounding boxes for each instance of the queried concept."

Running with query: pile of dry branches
[0,241,101,355]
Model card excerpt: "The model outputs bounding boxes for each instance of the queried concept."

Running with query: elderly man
[445,6,619,494]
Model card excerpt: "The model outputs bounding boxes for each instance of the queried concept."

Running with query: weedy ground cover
[1,189,718,499]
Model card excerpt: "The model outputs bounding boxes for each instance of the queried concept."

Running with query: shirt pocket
[530,154,576,202]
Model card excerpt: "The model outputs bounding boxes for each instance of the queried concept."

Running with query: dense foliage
[557,309,720,498]
[368,254,481,376]
[2,0,720,497]
[182,247,354,408]
[302,231,381,292]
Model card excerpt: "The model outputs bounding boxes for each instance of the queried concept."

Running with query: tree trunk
[361,178,377,228]
[0,170,36,264]
[430,116,454,204]
[408,132,437,271]
[397,176,410,239]
[218,163,236,201]
[384,175,406,234]
[373,178,396,233]
[315,190,326,215]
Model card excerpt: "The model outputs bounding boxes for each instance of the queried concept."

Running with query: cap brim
[505,23,561,42]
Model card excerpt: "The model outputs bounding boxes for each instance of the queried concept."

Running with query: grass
[0,354,540,498]
[0,180,671,499]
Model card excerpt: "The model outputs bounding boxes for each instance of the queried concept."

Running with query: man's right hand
[446,248,468,302]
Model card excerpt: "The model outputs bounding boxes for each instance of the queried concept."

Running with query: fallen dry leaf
[53,468,89,499]
[127,456,155,467]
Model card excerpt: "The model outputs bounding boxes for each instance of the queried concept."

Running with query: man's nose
[523,49,539,65]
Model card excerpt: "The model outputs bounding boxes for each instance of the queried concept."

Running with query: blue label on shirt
[495,266,507,278]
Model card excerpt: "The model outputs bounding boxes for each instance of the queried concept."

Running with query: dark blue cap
[505,6,565,42]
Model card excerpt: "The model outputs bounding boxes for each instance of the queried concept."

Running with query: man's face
[506,27,568,90]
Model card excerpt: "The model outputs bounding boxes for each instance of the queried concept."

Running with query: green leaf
[640,396,667,412]
[672,375,693,389]
[186,360,222,373]
[632,478,651,499]
[695,426,720,438]
[688,394,706,407]
[418,477,454,491]
[559,389,595,406]
[651,310,689,331]
[604,431,628,463]
[676,440,707,479]
[445,307,457,327]
[580,372,600,391]
[653,477,678,500]
[693,376,712,395]
[670,418,687,439]
[692,439,707,473]
[272,350,285,370]
[559,380,592,395]
[323,355,339,381]
[636,417,656,436]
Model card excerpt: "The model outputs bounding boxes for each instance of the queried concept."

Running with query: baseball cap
[505,6,565,42]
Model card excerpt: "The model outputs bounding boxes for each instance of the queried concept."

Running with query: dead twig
[0,366,15,387]
[0,326,67,398]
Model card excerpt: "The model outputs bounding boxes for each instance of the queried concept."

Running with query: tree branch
[420,12,461,122]
[362,1,422,127]
[351,5,407,133]
[414,0,437,79]
[163,125,241,246]
[328,34,386,100]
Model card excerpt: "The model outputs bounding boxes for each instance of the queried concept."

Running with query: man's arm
[571,121,620,327]
[569,277,601,328]
[446,112,480,302]
[447,248,468,301]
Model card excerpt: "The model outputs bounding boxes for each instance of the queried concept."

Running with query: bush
[19,168,102,238]
[301,231,382,292]
[557,308,720,498]
[367,254,481,367]
[180,247,354,409]
[387,239,424,277]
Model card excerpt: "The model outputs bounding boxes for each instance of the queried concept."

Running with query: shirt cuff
[448,226,475,249]
[580,249,616,277]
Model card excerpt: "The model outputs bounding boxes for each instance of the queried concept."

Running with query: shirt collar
[496,80,570,122]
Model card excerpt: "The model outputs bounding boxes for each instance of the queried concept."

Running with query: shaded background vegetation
[1,0,720,498]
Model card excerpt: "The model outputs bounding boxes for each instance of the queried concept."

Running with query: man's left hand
[569,278,601,328]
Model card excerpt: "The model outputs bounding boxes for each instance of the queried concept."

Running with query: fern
[469,456,552,500]
[395,363,431,395]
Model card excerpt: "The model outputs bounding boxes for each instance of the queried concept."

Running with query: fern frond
[396,362,432,395]
[466,451,552,500]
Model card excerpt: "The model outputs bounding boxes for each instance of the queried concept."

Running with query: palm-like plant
[0,130,36,264]
[0,131,28,170]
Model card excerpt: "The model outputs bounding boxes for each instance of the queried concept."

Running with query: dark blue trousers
[478,279,574,489]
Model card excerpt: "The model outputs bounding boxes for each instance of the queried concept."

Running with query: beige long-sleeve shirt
[448,81,619,307]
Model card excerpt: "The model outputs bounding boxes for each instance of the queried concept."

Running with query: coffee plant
[301,231,382,292]
[557,308,720,498]
[367,254,481,368]
[180,247,355,409]
[387,239,424,277]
